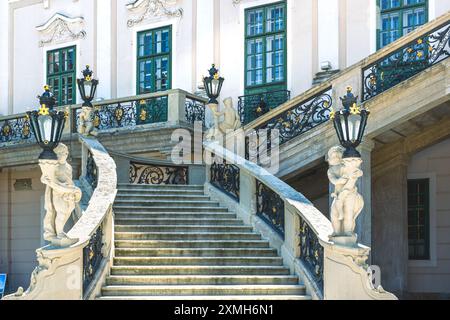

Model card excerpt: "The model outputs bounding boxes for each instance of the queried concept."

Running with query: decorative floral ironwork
[238,90,291,125]
[74,96,168,131]
[185,97,206,126]
[362,21,450,101]
[256,88,332,145]
[256,180,285,237]
[130,161,188,185]
[299,216,324,291]
[83,225,103,293]
[210,160,240,201]
[0,116,34,144]
[86,151,98,189]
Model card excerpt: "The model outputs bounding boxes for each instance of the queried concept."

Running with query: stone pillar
[355,139,375,249]
[0,0,9,115]
[240,171,257,218]
[196,0,215,88]
[317,0,340,71]
[96,0,112,100]
[168,90,187,123]
[372,152,409,296]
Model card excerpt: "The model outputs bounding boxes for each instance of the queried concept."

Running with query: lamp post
[331,86,370,158]
[327,86,370,246]
[27,86,66,160]
[203,64,224,105]
[76,65,99,136]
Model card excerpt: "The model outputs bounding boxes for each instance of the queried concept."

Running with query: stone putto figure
[39,143,82,247]
[327,146,364,245]
[77,107,98,136]
[206,97,241,140]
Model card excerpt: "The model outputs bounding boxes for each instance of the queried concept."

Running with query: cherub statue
[78,107,98,136]
[327,146,364,243]
[39,143,81,247]
[206,97,241,140]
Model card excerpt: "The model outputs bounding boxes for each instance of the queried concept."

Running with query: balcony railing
[238,90,291,126]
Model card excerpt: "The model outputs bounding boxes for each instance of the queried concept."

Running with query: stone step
[98,295,311,301]
[117,189,205,196]
[106,275,299,286]
[116,194,211,201]
[114,200,221,208]
[101,284,306,297]
[113,206,229,213]
[114,240,271,249]
[118,184,204,190]
[115,217,243,226]
[115,225,254,233]
[113,257,284,266]
[114,232,261,241]
[114,248,278,257]
[114,212,237,219]
[110,265,291,276]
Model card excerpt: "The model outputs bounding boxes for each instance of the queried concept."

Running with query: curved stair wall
[204,141,397,300]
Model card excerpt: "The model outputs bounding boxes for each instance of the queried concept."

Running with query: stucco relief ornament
[36,13,86,47]
[327,145,364,247]
[126,0,183,27]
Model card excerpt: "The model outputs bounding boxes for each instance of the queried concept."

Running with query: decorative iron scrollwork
[83,225,103,293]
[362,21,450,101]
[0,116,34,144]
[238,90,291,125]
[299,216,324,291]
[210,160,240,201]
[256,180,285,237]
[74,96,168,131]
[130,161,188,185]
[185,97,206,126]
[86,151,98,189]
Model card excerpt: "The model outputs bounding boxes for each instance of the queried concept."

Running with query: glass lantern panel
[38,115,53,142]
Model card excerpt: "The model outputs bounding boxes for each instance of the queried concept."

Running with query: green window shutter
[46,46,76,106]
[407,179,431,260]
[377,0,428,49]
[137,26,172,95]
[244,1,287,95]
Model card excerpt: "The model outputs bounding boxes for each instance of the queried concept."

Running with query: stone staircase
[98,184,310,300]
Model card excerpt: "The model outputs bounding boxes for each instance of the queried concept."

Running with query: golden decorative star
[213,73,220,80]
[350,103,361,115]
[38,104,50,116]
[417,38,423,44]
[330,110,336,120]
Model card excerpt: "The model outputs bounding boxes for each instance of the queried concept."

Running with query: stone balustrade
[203,141,397,300]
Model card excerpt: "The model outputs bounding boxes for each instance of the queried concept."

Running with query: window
[245,2,286,94]
[378,0,428,49]
[47,46,76,106]
[407,179,430,260]
[137,26,172,94]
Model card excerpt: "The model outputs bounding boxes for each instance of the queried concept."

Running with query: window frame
[377,0,429,49]
[136,25,173,95]
[244,1,287,94]
[46,45,77,106]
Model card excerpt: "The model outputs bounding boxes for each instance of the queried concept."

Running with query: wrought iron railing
[0,115,34,144]
[129,161,188,185]
[256,180,285,238]
[210,160,240,201]
[185,96,206,126]
[299,216,324,291]
[238,90,291,125]
[362,20,450,101]
[86,150,98,189]
[74,95,169,131]
[83,224,103,293]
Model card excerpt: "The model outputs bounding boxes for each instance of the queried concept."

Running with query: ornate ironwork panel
[0,116,34,144]
[83,225,103,293]
[256,180,285,237]
[362,21,450,101]
[238,90,291,125]
[299,216,324,291]
[130,161,188,185]
[185,97,206,126]
[74,96,168,131]
[255,88,332,145]
[210,160,240,201]
[86,151,98,189]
